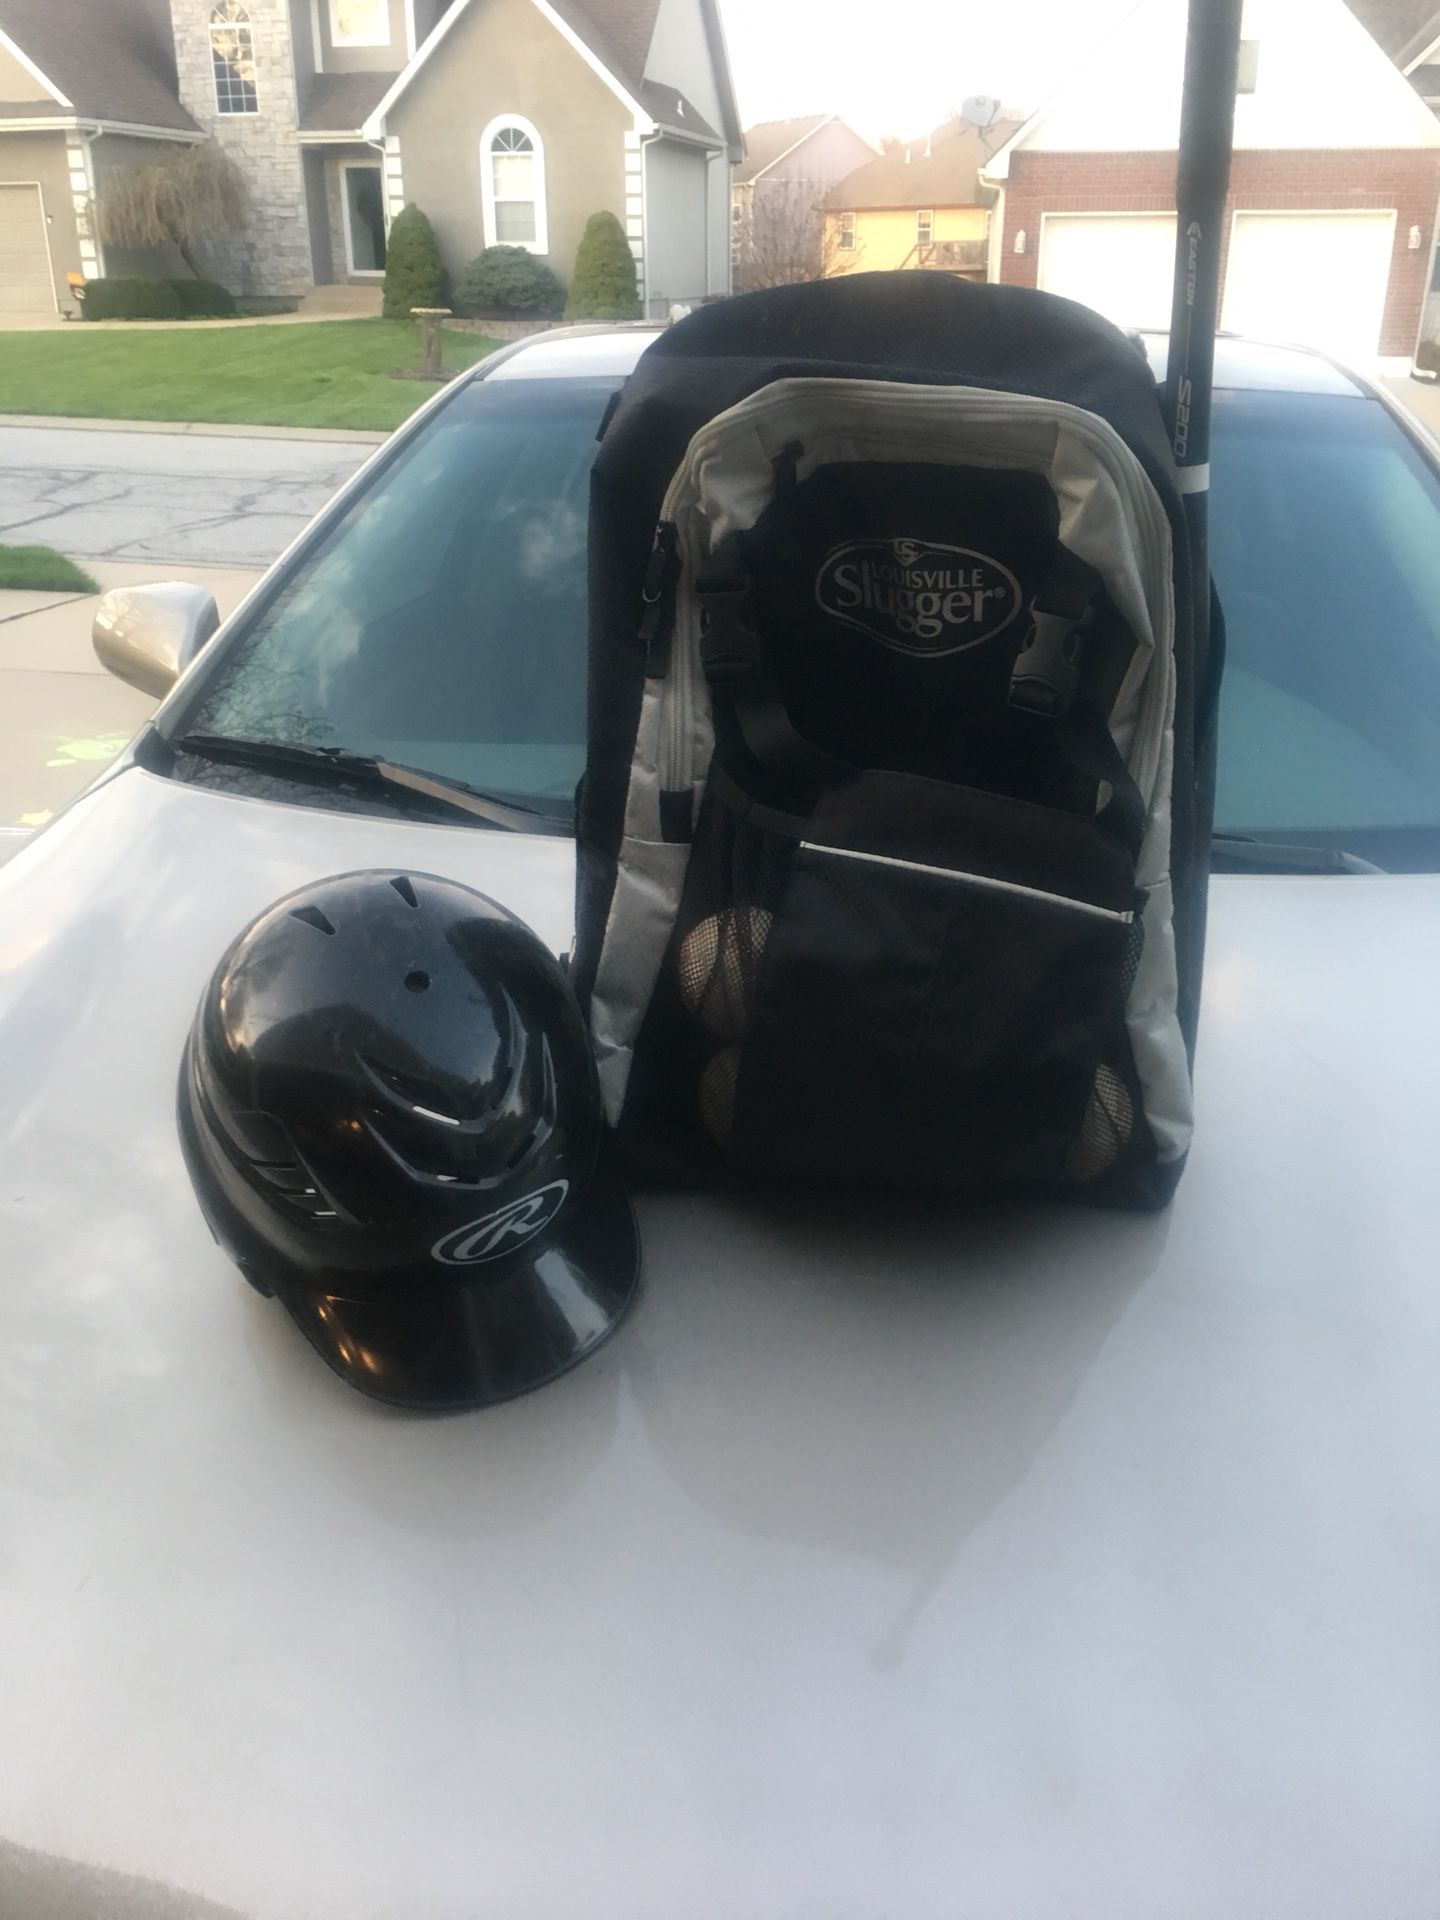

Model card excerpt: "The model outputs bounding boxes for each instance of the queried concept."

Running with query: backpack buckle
[1009,607,1091,719]
[697,578,764,687]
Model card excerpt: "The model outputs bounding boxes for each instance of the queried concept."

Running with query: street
[0,422,374,569]
[0,419,378,844]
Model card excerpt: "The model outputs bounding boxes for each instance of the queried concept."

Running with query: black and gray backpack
[574,274,1220,1210]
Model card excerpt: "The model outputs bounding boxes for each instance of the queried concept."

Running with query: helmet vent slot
[391,875,420,909]
[290,905,336,936]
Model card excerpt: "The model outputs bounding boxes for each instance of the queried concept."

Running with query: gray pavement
[0,561,263,836]
[0,423,374,568]
[1381,373,1440,443]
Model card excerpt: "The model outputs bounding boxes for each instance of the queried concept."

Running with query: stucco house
[821,115,1022,282]
[0,0,741,318]
[980,0,1440,363]
[731,114,875,287]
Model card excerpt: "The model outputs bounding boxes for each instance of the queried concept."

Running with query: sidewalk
[0,560,263,836]
[0,284,383,334]
[1381,372,1440,442]
[0,413,387,445]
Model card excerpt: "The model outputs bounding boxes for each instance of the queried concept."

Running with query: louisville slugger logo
[815,538,1022,656]
[432,1180,570,1266]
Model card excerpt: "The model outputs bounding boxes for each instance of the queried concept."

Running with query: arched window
[210,1,258,115]
[480,116,547,254]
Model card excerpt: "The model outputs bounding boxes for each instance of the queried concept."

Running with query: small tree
[455,245,564,316]
[382,204,448,319]
[93,141,247,281]
[734,180,839,292]
[566,211,641,321]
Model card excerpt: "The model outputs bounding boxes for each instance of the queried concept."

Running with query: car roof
[477,318,1367,398]
[1140,331,1365,396]
[481,324,665,381]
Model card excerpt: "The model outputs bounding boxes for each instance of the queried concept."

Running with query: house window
[1237,39,1260,93]
[838,212,856,251]
[916,209,934,246]
[480,115,547,252]
[210,1,258,115]
[330,0,389,46]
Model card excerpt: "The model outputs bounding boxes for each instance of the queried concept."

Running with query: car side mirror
[92,583,221,699]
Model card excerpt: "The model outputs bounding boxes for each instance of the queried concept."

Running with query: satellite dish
[961,94,1003,130]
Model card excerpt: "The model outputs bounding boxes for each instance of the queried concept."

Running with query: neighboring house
[980,0,1440,363]
[821,115,1023,282]
[731,113,875,288]
[0,0,741,317]
[1347,0,1440,339]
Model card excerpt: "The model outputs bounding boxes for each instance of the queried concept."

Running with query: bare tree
[94,142,248,280]
[734,179,846,292]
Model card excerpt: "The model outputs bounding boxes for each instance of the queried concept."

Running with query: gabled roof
[366,0,741,150]
[0,0,197,133]
[299,71,397,134]
[825,116,1023,211]
[637,79,718,141]
[734,114,831,184]
[1346,0,1440,63]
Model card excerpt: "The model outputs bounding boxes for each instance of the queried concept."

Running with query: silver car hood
[2,770,1439,1920]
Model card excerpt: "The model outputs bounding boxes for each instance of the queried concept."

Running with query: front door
[343,165,387,275]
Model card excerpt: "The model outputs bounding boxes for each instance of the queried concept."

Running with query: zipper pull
[639,521,680,677]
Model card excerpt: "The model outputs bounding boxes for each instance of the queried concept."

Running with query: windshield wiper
[1212,833,1386,875]
[172,732,570,835]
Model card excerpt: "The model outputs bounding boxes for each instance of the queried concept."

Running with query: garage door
[1222,211,1396,361]
[0,183,56,315]
[1038,214,1178,332]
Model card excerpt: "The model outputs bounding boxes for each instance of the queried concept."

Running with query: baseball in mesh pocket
[1066,922,1145,1183]
[674,793,791,1046]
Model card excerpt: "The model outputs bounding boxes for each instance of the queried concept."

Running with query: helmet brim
[274,1157,640,1413]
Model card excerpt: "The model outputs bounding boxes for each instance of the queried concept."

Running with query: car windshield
[183,375,617,812]
[1210,388,1440,864]
[183,366,1440,864]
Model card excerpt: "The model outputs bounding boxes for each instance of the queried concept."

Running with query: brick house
[980,0,1440,363]
[0,0,740,317]
[1347,0,1440,339]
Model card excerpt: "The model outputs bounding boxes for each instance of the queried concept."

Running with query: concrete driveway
[0,421,376,569]
[0,562,264,844]
[0,416,379,853]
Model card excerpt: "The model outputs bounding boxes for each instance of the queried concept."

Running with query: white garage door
[1038,214,1178,332]
[0,183,56,315]
[1222,211,1396,362]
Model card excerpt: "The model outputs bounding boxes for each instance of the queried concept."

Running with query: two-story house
[821,115,1022,284]
[980,0,1440,364]
[1347,0,1440,344]
[730,115,875,290]
[0,0,741,317]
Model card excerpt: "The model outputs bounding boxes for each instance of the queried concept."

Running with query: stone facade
[168,0,312,295]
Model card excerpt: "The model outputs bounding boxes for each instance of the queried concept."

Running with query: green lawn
[0,320,501,432]
[0,545,99,593]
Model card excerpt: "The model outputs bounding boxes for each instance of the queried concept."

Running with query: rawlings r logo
[433,1180,570,1266]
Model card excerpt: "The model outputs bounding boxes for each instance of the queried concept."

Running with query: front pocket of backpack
[729,772,1146,1190]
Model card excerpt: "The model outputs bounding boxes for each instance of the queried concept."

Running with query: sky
[717,0,1142,141]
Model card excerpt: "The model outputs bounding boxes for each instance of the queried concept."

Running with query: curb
[0,413,389,446]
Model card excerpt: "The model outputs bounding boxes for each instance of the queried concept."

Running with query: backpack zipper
[651,382,1174,811]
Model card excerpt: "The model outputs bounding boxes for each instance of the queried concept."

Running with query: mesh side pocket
[1066,916,1147,1185]
[673,786,796,1054]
